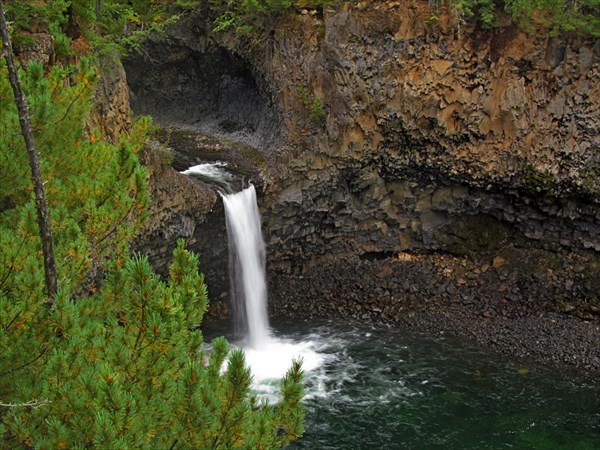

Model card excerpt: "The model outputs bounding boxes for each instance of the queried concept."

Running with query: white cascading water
[221,184,329,401]
[222,185,270,350]
[181,162,236,192]
[182,162,330,401]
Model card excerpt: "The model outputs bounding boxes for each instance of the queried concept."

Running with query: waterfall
[222,185,270,350]
[181,159,327,402]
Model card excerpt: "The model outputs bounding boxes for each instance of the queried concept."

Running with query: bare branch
[0,399,50,409]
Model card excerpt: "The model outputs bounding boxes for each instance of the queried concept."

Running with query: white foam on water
[232,335,334,404]
[181,161,229,176]
[220,186,342,404]
[244,337,326,381]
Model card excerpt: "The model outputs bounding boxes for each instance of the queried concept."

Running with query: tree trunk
[0,0,58,305]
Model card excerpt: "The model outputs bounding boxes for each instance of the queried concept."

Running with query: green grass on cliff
[210,0,599,37]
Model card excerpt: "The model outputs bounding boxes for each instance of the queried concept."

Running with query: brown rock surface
[87,55,133,143]
[121,1,600,369]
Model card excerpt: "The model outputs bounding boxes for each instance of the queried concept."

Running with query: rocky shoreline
[267,252,600,375]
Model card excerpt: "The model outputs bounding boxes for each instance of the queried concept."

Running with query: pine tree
[0,5,304,446]
[0,56,151,442]
[0,0,58,303]
[2,242,304,448]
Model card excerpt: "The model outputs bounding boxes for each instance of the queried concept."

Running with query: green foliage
[298,82,326,125]
[4,0,598,55]
[208,0,597,36]
[451,0,600,35]
[1,243,305,448]
[3,0,70,33]
[3,0,181,61]
[176,0,204,10]
[3,0,73,60]
[453,0,498,28]
[212,0,292,34]
[212,0,331,34]
[0,57,304,449]
[0,59,149,284]
[213,0,600,37]
[506,0,600,36]
[91,0,181,55]
[0,59,150,426]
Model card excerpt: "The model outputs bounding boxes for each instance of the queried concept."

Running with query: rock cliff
[123,1,599,367]
[258,2,599,262]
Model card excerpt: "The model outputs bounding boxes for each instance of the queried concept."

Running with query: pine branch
[0,235,27,292]
[0,345,48,377]
[28,87,88,134]
[2,309,22,331]
[91,198,137,250]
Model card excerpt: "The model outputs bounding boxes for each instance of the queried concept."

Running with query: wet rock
[268,251,600,374]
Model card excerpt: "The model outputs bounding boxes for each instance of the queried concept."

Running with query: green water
[263,320,600,450]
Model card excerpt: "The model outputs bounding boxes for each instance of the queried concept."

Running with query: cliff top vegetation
[3,0,598,66]
[206,0,599,37]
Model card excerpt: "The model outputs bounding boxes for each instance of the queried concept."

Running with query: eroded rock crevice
[124,36,283,150]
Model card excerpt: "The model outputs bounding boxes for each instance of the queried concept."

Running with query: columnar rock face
[123,1,599,333]
[131,145,231,307]
[133,146,218,271]
[87,55,133,143]
[257,2,600,272]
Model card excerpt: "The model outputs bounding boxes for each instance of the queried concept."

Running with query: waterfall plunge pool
[204,319,599,450]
